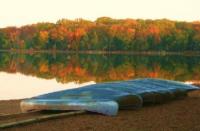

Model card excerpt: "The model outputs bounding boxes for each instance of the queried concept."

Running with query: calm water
[0,52,200,100]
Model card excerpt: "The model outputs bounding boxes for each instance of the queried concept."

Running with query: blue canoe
[21,78,199,116]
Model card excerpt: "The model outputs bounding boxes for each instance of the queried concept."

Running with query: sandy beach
[0,94,200,131]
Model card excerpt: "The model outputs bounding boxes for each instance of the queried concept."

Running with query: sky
[0,0,199,28]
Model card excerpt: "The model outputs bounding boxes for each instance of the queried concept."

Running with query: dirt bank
[0,97,199,131]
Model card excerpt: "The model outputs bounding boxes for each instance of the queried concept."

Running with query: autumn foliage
[0,53,200,83]
[0,18,200,51]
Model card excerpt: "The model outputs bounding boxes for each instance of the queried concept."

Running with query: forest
[0,17,200,51]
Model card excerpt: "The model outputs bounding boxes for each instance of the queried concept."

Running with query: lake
[0,52,200,100]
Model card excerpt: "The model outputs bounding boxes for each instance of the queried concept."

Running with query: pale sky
[0,0,199,28]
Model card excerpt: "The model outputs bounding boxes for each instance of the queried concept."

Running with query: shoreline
[0,85,200,131]
[0,49,200,56]
[0,97,200,131]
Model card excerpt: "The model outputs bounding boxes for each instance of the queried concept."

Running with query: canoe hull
[21,78,199,116]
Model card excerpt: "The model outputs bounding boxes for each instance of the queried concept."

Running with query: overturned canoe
[21,78,199,116]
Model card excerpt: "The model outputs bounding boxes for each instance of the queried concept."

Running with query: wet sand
[0,85,200,131]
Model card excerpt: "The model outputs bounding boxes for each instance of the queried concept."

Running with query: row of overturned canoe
[21,78,199,116]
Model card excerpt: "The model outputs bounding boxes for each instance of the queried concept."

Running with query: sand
[0,86,200,131]
[0,98,199,131]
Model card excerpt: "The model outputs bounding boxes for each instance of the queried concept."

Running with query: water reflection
[0,72,95,100]
[0,52,200,100]
[0,53,200,82]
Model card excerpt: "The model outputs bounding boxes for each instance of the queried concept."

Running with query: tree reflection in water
[0,52,199,83]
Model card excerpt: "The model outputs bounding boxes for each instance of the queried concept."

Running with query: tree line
[0,17,200,51]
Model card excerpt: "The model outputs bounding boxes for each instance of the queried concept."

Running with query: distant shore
[0,49,200,56]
